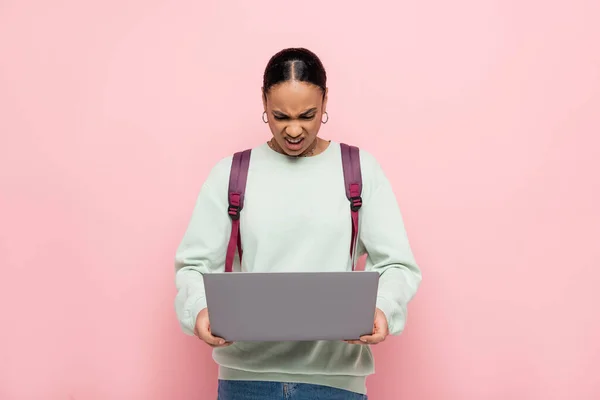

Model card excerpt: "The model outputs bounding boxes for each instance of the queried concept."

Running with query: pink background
[1,0,599,399]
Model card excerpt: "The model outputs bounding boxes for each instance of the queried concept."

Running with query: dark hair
[262,48,327,96]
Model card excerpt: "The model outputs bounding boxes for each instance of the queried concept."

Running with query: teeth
[286,138,302,144]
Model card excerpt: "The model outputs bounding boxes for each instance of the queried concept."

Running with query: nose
[285,123,303,137]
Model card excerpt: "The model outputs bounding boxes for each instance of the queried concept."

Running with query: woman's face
[263,80,328,157]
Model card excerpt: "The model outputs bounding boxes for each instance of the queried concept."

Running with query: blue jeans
[217,380,367,400]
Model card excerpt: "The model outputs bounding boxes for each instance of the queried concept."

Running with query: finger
[359,332,386,344]
[198,327,230,347]
[207,340,233,348]
[204,337,233,348]
[206,335,228,346]
[344,340,365,345]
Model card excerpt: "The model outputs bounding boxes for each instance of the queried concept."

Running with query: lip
[284,137,304,151]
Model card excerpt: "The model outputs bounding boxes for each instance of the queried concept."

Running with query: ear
[261,87,267,111]
[322,87,329,113]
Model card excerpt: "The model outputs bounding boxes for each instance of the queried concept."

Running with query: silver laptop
[202,271,379,342]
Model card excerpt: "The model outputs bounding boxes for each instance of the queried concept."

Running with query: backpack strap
[225,149,252,272]
[225,145,360,272]
[340,143,363,270]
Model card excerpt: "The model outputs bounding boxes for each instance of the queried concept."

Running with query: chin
[287,147,306,154]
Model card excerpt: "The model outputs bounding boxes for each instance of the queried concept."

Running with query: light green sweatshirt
[174,141,421,394]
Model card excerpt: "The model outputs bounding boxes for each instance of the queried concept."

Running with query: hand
[345,308,389,345]
[194,308,233,348]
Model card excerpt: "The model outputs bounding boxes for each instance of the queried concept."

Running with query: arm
[358,156,422,337]
[174,167,230,336]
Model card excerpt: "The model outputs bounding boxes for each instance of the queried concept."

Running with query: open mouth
[284,137,304,150]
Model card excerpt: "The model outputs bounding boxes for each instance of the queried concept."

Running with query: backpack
[224,143,363,273]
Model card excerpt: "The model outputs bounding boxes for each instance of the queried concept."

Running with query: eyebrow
[272,108,318,118]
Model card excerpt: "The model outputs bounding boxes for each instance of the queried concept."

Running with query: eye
[272,113,315,121]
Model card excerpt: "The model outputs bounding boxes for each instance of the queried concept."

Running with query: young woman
[174,48,422,400]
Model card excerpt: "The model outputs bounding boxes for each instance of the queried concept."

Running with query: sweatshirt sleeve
[358,154,422,336]
[174,161,231,336]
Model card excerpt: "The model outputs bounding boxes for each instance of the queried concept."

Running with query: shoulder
[337,143,385,181]
[345,144,390,193]
[204,155,233,188]
[203,143,264,189]
[357,147,382,172]
[337,142,381,168]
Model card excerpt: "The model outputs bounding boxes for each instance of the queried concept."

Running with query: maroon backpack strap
[340,143,363,270]
[225,149,252,272]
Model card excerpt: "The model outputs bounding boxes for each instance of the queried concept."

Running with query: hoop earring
[262,111,268,123]
[322,112,329,124]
